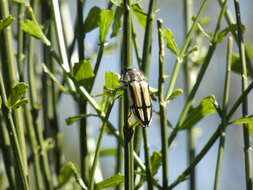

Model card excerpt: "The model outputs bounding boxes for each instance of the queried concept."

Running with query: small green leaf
[95,173,124,190]
[100,148,117,157]
[12,98,28,110]
[44,138,55,151]
[66,114,98,125]
[111,0,142,6]
[111,7,123,37]
[83,6,101,33]
[21,19,50,46]
[231,53,253,79]
[58,162,86,189]
[179,96,217,130]
[150,152,162,175]
[132,4,147,28]
[98,9,115,43]
[105,72,120,90]
[245,43,253,59]
[198,16,210,27]
[231,115,253,125]
[73,59,94,91]
[216,24,245,43]
[167,89,183,101]
[0,16,15,31]
[162,28,180,56]
[13,0,29,5]
[7,82,28,109]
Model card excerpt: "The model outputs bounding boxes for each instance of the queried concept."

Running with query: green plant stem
[122,0,134,189]
[75,0,90,185]
[141,0,156,75]
[182,0,195,189]
[233,1,253,189]
[142,128,153,190]
[0,115,16,190]
[157,19,169,188]
[168,0,228,147]
[0,71,30,190]
[131,22,142,68]
[165,0,208,100]
[89,100,116,190]
[0,0,28,179]
[214,37,232,190]
[27,2,53,189]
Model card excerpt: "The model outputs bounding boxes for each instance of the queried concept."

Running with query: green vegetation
[0,0,252,189]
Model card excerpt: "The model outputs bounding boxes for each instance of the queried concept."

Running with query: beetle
[120,68,152,127]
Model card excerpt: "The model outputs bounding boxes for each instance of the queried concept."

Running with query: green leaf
[83,6,101,33]
[167,88,183,101]
[98,9,115,43]
[100,148,117,157]
[231,115,253,125]
[73,59,94,91]
[0,16,15,31]
[7,82,28,109]
[132,4,147,28]
[66,114,98,125]
[231,53,253,79]
[111,0,142,6]
[179,96,217,130]
[150,152,162,175]
[95,174,124,189]
[13,0,29,5]
[111,7,123,38]
[44,138,55,151]
[162,28,180,56]
[216,24,245,43]
[21,19,50,46]
[58,162,86,189]
[245,43,253,59]
[12,98,28,109]
[105,72,120,90]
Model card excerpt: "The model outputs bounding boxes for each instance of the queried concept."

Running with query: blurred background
[57,0,253,189]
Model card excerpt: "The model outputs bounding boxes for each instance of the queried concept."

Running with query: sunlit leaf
[65,114,98,125]
[245,43,253,59]
[216,24,245,43]
[150,152,162,175]
[83,6,101,33]
[162,28,180,56]
[98,9,115,43]
[95,173,124,189]
[21,19,50,46]
[231,53,253,79]
[111,7,123,37]
[231,115,253,125]
[0,16,15,31]
[58,162,86,189]
[7,82,28,109]
[167,89,183,101]
[132,4,147,28]
[73,59,94,91]
[179,96,217,130]
[105,72,120,90]
[12,98,28,109]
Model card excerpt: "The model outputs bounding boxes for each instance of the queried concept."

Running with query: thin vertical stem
[157,19,169,188]
[27,1,53,189]
[183,0,195,189]
[143,128,153,190]
[123,0,133,189]
[233,1,253,189]
[213,37,233,190]
[89,101,115,190]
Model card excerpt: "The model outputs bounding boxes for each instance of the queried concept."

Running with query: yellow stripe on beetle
[121,68,152,127]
